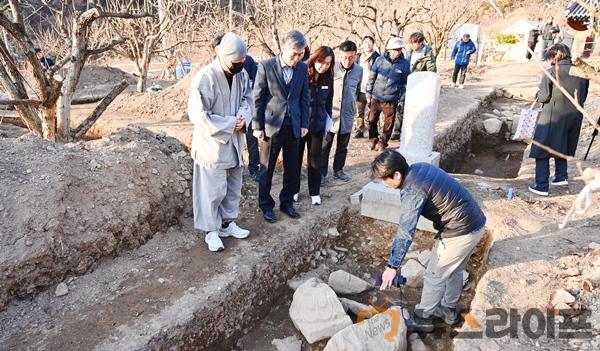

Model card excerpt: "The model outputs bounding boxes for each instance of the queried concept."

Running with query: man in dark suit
[253,30,310,223]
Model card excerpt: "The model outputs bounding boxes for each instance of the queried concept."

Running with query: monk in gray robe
[188,32,253,252]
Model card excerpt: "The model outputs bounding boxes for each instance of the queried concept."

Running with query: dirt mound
[108,71,193,121]
[0,126,192,308]
[21,65,135,103]
[73,65,136,103]
[77,65,137,88]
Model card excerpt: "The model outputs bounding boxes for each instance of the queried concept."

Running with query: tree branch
[98,11,154,20]
[71,80,128,139]
[572,57,600,84]
[46,54,73,76]
[151,39,202,54]
[0,99,42,106]
[85,38,126,57]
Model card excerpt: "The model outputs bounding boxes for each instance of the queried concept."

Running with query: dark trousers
[452,63,469,85]
[391,102,405,138]
[535,157,568,191]
[525,41,537,60]
[321,131,351,177]
[296,131,324,196]
[368,98,397,147]
[245,123,259,173]
[258,125,300,212]
[355,92,368,133]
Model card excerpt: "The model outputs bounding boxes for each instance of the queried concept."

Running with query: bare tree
[418,0,485,58]
[245,0,350,55]
[102,0,203,92]
[346,0,427,51]
[0,1,149,141]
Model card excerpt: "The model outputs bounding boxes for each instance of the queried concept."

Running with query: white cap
[386,37,404,50]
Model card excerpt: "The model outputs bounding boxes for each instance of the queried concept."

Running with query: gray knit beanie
[218,32,247,62]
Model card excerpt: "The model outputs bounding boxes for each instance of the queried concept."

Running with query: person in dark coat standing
[528,43,589,196]
[540,16,559,59]
[526,25,540,60]
[294,46,334,206]
[253,30,310,222]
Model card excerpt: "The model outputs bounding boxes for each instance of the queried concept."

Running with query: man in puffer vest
[373,150,486,333]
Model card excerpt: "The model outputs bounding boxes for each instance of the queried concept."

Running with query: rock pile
[288,271,409,350]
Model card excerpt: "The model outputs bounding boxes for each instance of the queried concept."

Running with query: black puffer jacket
[402,163,486,237]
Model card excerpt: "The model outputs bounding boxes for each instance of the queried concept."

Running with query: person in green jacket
[406,32,437,73]
[391,32,436,140]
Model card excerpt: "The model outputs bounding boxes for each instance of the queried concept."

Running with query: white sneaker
[293,193,299,202]
[452,83,457,87]
[311,195,321,205]
[205,231,225,252]
[218,222,250,239]
[458,84,464,89]
[550,179,568,186]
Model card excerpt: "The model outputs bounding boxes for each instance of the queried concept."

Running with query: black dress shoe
[263,210,277,223]
[280,206,301,219]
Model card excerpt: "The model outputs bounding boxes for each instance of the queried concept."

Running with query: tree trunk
[157,0,169,51]
[40,104,57,141]
[269,0,281,53]
[57,15,88,141]
[137,44,152,92]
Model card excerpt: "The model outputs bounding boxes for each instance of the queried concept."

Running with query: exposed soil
[108,70,195,121]
[0,127,192,309]
[444,97,529,178]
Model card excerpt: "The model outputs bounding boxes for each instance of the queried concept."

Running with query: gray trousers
[415,226,485,317]
[192,164,243,232]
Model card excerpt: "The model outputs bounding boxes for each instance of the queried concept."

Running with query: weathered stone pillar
[354,72,443,233]
[398,71,442,166]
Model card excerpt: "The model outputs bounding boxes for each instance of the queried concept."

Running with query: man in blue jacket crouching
[373,150,486,332]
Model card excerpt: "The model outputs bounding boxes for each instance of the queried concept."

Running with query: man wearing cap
[365,37,410,151]
[188,32,253,252]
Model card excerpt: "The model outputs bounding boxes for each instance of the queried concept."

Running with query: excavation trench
[227,96,528,350]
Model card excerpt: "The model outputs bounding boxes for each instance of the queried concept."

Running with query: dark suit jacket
[252,55,310,139]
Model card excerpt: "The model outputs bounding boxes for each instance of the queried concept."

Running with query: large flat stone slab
[359,182,436,232]
[323,306,408,351]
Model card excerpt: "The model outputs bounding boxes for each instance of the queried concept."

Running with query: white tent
[499,20,543,61]
[501,20,542,41]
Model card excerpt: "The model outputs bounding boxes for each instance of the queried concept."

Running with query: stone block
[289,278,352,344]
[397,150,440,167]
[359,181,436,233]
[323,306,408,351]
[350,190,363,205]
[328,270,372,295]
